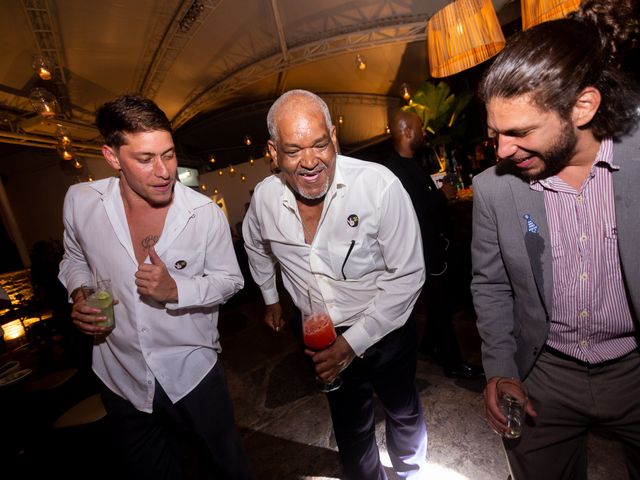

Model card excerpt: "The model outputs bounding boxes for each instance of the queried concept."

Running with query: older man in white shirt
[243,89,428,479]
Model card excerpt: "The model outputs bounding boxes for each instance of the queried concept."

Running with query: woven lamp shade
[427,0,505,78]
[521,0,581,30]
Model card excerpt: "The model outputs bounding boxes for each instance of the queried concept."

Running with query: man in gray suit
[471,1,640,478]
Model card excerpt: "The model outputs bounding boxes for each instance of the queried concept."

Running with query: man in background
[383,110,482,380]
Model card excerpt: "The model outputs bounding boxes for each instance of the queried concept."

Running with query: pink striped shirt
[531,138,637,363]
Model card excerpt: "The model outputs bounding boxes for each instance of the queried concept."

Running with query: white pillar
[0,180,30,267]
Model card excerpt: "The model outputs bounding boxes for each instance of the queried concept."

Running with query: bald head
[267,90,333,144]
[390,110,424,157]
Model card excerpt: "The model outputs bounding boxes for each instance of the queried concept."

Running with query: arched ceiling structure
[0,0,516,169]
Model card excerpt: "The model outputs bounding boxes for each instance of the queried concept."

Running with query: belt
[543,345,635,368]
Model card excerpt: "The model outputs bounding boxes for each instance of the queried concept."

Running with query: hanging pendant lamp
[521,0,581,30]
[427,0,505,78]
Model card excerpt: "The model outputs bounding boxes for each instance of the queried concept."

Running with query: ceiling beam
[270,0,289,61]
[0,130,103,158]
[21,0,71,116]
[171,14,430,129]
[138,0,223,99]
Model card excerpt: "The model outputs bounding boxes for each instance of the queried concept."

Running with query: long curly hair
[479,0,640,141]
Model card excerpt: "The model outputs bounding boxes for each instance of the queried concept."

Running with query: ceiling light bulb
[401,83,411,101]
[243,134,252,146]
[200,184,207,191]
[240,174,247,182]
[209,154,216,164]
[32,54,53,80]
[338,115,344,125]
[88,174,94,182]
[213,188,219,195]
[218,170,223,176]
[385,125,391,134]
[29,87,59,118]
[73,159,82,170]
[355,54,367,71]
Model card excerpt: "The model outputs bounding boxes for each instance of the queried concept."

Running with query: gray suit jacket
[471,127,640,380]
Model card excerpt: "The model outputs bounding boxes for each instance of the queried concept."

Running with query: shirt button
[580,273,588,281]
[580,340,588,348]
[580,234,588,242]
[576,195,584,203]
[147,380,152,385]
[580,309,589,318]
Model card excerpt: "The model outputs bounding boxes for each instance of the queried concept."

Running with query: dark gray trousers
[506,349,640,480]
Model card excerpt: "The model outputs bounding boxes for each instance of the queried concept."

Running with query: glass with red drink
[302,310,342,392]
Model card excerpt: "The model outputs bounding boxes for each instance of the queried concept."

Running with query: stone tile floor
[220,290,629,480]
[2,287,628,479]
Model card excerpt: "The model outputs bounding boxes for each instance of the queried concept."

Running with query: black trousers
[326,317,428,479]
[99,361,253,480]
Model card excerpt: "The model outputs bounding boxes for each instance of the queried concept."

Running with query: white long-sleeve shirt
[59,178,243,412]
[243,155,425,356]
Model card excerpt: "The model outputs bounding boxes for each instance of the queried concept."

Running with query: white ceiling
[0,0,516,167]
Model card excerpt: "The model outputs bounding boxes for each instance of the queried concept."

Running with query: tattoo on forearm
[141,235,159,251]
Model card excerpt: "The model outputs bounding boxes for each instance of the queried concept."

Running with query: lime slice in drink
[93,290,112,309]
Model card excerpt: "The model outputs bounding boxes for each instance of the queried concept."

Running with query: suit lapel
[511,178,553,315]
[612,135,640,317]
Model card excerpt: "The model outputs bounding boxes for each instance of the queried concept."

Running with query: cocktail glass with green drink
[82,279,115,328]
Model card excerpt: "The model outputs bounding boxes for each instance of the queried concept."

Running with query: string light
[401,83,411,101]
[355,54,367,71]
[218,170,223,176]
[29,88,59,118]
[240,173,247,182]
[243,134,252,146]
[209,154,216,164]
[56,126,72,148]
[32,54,52,80]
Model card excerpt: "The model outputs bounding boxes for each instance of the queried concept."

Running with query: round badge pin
[347,214,359,227]
[174,260,187,270]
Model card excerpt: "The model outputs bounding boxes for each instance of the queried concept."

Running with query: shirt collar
[88,176,210,214]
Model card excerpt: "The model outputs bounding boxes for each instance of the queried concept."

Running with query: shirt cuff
[341,322,371,358]
[165,276,190,310]
[260,285,279,306]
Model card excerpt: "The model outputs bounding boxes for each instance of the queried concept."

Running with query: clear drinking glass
[81,279,115,329]
[496,378,527,439]
[302,306,342,392]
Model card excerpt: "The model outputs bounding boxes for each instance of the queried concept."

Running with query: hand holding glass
[81,279,115,329]
[302,309,342,392]
[496,378,527,439]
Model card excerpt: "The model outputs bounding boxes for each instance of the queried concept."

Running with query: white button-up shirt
[59,178,243,412]
[243,155,425,356]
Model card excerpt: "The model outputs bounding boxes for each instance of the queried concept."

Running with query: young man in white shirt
[59,94,252,479]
